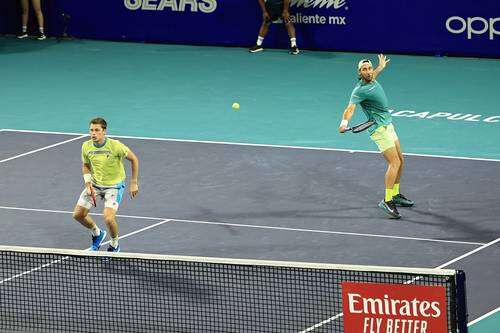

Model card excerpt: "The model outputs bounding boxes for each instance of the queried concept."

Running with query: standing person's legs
[392,139,414,206]
[103,208,119,249]
[258,20,272,39]
[73,204,107,250]
[284,21,296,39]
[282,5,299,54]
[394,140,404,185]
[20,0,29,26]
[30,0,44,29]
[74,188,106,249]
[382,147,401,196]
[18,0,30,38]
[73,205,96,230]
[249,18,272,52]
[102,186,125,251]
[285,20,299,54]
[379,147,402,218]
[371,125,402,218]
[30,0,45,39]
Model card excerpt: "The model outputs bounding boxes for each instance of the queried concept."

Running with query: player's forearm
[82,164,92,185]
[342,106,355,121]
[373,54,390,80]
[129,159,139,184]
[372,66,384,80]
[283,0,291,9]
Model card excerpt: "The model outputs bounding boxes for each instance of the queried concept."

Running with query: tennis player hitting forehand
[72,118,139,252]
[339,55,414,219]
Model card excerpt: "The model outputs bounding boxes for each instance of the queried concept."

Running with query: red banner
[342,282,448,333]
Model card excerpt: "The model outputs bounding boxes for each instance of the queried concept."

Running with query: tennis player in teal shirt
[339,54,414,219]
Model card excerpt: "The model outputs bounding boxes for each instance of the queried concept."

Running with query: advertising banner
[2,0,499,57]
[342,282,448,333]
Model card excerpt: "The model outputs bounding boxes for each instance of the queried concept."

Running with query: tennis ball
[232,102,240,110]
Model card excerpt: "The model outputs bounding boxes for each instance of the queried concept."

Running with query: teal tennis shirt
[349,80,392,134]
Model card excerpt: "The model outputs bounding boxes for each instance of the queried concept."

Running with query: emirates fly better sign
[342,282,448,333]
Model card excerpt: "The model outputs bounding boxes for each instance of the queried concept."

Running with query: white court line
[3,128,500,163]
[0,134,87,164]
[0,205,165,221]
[436,237,500,269]
[298,237,500,332]
[171,218,484,246]
[0,205,485,246]
[468,306,500,327]
[0,219,171,285]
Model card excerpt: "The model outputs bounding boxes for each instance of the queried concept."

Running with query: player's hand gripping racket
[345,120,376,133]
[87,185,97,207]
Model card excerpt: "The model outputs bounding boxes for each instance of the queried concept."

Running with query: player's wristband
[83,173,92,183]
[340,119,348,127]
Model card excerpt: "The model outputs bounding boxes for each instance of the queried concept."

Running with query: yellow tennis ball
[232,102,240,110]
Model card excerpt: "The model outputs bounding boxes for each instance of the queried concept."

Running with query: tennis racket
[345,120,375,133]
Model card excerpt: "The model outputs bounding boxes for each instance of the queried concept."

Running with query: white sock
[290,38,297,47]
[110,237,119,248]
[22,26,27,33]
[39,27,44,34]
[257,36,264,46]
[91,225,100,237]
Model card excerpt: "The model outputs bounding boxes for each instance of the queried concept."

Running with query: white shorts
[77,183,126,211]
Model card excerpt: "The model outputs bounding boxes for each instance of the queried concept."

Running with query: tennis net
[0,245,468,332]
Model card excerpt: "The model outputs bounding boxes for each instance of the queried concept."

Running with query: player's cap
[358,59,372,70]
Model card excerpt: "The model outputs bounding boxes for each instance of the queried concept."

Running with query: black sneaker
[17,32,29,39]
[249,44,264,53]
[378,200,401,219]
[392,193,414,207]
[107,244,120,253]
[289,46,300,55]
[37,32,46,41]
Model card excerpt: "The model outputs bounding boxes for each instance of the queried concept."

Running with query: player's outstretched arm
[372,54,390,80]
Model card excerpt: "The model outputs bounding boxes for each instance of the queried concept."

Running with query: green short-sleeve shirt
[82,138,129,187]
[349,80,392,134]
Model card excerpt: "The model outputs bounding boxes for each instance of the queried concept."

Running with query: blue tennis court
[0,26,499,332]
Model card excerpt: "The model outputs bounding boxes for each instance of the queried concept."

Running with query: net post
[455,270,469,332]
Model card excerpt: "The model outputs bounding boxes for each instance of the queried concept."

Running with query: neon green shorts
[370,124,399,152]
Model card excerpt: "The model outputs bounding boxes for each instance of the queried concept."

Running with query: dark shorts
[265,0,286,22]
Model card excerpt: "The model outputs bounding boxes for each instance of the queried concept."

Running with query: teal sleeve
[349,87,365,105]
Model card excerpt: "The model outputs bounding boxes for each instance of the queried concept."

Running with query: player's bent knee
[391,158,401,169]
[103,217,115,226]
[103,210,116,226]
[72,210,85,221]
